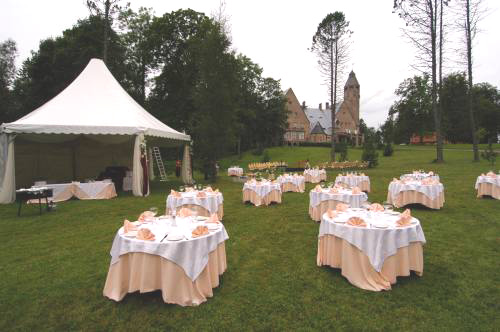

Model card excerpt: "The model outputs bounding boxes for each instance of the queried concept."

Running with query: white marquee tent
[0,58,191,203]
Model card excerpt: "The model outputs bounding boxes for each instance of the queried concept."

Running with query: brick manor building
[284,71,362,145]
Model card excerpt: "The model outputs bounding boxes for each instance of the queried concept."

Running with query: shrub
[361,140,379,168]
[481,142,497,166]
[261,149,271,162]
[337,142,348,161]
[383,143,394,157]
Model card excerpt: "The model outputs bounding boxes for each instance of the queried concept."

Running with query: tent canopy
[1,58,190,143]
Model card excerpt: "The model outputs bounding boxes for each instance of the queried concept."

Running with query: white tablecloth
[77,182,113,198]
[319,209,426,272]
[123,176,132,191]
[309,188,368,208]
[243,181,281,198]
[166,191,223,215]
[335,175,370,188]
[400,173,440,182]
[475,175,500,189]
[109,218,229,281]
[304,169,326,178]
[41,181,116,201]
[388,180,444,200]
[227,167,243,176]
[277,175,305,187]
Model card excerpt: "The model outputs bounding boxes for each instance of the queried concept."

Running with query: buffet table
[317,208,426,291]
[277,174,305,193]
[242,180,282,206]
[303,168,327,183]
[227,167,244,177]
[103,216,228,306]
[475,173,500,199]
[309,186,368,221]
[387,179,444,209]
[335,174,371,192]
[28,181,116,202]
[167,189,224,220]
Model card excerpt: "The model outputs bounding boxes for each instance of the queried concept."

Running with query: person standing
[175,159,181,177]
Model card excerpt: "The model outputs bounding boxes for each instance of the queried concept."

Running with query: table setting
[242,179,282,206]
[303,168,327,183]
[227,166,244,177]
[387,176,445,209]
[475,171,500,199]
[309,183,368,221]
[277,173,305,193]
[103,208,229,306]
[400,170,440,182]
[317,203,426,291]
[167,185,224,220]
[335,172,371,192]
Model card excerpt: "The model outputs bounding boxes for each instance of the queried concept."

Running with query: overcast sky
[2,0,499,128]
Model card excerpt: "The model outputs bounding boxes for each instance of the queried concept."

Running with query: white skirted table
[166,190,224,220]
[242,180,282,206]
[309,187,368,222]
[303,168,327,183]
[317,208,426,291]
[387,179,444,209]
[227,167,244,177]
[335,174,371,192]
[475,174,500,199]
[277,174,305,193]
[30,181,117,202]
[103,217,228,306]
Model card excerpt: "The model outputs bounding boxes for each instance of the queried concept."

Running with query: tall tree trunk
[237,136,241,158]
[466,0,480,161]
[438,0,444,144]
[431,0,444,162]
[331,41,337,161]
[141,61,146,104]
[103,0,110,64]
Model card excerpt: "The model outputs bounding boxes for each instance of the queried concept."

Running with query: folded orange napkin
[329,187,339,193]
[123,219,138,233]
[136,228,155,241]
[138,211,155,222]
[197,191,207,198]
[192,225,209,238]
[486,171,497,178]
[481,173,485,176]
[206,213,220,224]
[336,203,349,212]
[428,171,434,176]
[186,187,194,192]
[369,203,384,212]
[360,173,365,176]
[396,209,412,227]
[205,186,213,192]
[215,188,219,192]
[178,207,192,218]
[351,187,361,194]
[327,208,338,219]
[347,217,366,227]
[315,185,322,192]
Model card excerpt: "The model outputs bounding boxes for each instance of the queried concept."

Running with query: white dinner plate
[123,231,138,237]
[333,219,346,224]
[206,223,220,231]
[196,216,209,221]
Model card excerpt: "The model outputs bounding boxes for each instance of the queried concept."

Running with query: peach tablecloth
[30,182,117,202]
[476,183,500,199]
[242,189,282,206]
[277,175,305,193]
[304,169,327,183]
[166,192,224,219]
[103,243,227,306]
[387,190,445,209]
[317,235,423,291]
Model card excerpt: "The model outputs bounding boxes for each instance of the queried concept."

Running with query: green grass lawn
[0,146,498,331]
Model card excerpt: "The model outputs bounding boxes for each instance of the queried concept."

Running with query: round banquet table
[475,174,500,199]
[400,172,440,182]
[317,208,426,291]
[242,181,282,206]
[277,174,305,193]
[166,190,224,220]
[335,175,371,192]
[227,167,244,177]
[303,168,327,183]
[387,180,444,209]
[103,217,228,306]
[309,188,368,222]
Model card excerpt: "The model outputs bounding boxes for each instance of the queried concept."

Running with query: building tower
[343,71,360,127]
